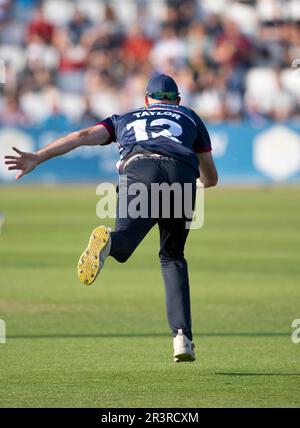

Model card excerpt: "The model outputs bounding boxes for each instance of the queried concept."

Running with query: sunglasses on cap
[146,91,179,100]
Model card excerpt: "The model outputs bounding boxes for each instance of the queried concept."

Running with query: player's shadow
[8,331,289,339]
[216,372,300,377]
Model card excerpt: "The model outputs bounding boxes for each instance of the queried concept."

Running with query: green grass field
[0,185,300,408]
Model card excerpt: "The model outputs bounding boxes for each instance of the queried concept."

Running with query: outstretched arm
[4,125,111,180]
[197,152,218,188]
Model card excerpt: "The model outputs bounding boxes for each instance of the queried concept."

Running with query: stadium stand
[0,0,299,125]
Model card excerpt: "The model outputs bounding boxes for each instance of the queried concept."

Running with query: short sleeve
[96,116,117,145]
[191,111,212,153]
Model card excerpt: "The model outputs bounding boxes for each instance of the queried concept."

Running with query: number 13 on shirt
[127,118,183,144]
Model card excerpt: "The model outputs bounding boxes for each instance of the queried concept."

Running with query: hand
[4,147,40,180]
[196,178,204,188]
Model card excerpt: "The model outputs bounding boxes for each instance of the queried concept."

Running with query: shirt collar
[147,103,179,108]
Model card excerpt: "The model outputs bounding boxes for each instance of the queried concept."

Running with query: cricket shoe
[77,225,111,286]
[173,329,196,362]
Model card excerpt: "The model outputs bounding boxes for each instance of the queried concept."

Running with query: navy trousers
[109,156,197,341]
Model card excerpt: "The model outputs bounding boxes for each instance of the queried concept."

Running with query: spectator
[1,0,300,124]
[122,24,153,71]
[213,19,253,68]
[27,6,54,44]
[68,9,92,45]
[0,93,29,126]
[0,0,10,23]
[150,23,187,71]
[52,27,86,72]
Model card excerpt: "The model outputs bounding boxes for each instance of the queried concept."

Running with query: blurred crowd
[1,0,300,127]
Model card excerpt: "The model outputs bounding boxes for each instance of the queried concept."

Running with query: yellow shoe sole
[77,226,110,286]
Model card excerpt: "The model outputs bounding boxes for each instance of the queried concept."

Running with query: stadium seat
[111,0,138,26]
[270,89,295,117]
[193,90,223,118]
[289,0,300,20]
[89,91,122,118]
[257,0,285,22]
[200,0,229,15]
[77,0,105,23]
[56,70,85,94]
[246,67,278,96]
[20,92,51,123]
[245,67,279,113]
[226,2,258,35]
[59,93,85,122]
[147,0,167,22]
[42,0,75,25]
[0,45,26,73]
[0,22,26,45]
[26,44,59,70]
[280,68,300,97]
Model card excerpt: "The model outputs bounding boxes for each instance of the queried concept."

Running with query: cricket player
[5,74,218,362]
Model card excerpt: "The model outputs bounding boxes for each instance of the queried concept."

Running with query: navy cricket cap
[145,74,179,100]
